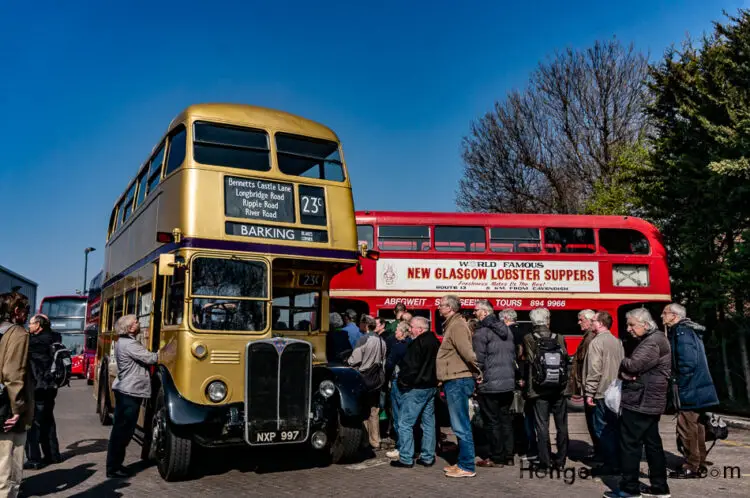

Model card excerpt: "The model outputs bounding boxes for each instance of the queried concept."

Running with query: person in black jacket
[390,316,440,469]
[473,300,516,467]
[24,314,63,469]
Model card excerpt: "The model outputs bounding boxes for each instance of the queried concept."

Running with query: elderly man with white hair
[105,314,159,479]
[522,307,570,471]
[661,303,718,479]
[569,309,599,458]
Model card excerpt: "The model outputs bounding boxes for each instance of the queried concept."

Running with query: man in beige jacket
[583,310,624,475]
[0,292,33,498]
[436,295,481,478]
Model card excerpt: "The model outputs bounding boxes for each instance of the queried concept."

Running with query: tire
[152,388,193,481]
[330,417,364,464]
[98,376,112,426]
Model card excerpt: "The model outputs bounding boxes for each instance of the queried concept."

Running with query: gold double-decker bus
[94,103,367,481]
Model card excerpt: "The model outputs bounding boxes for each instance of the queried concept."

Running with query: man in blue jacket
[661,303,719,479]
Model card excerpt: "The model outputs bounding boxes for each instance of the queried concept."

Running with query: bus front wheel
[152,388,192,481]
[330,416,364,464]
[98,377,112,426]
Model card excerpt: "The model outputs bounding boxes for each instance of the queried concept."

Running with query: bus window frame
[146,142,167,196]
[187,254,271,334]
[163,124,188,180]
[192,120,271,173]
[274,132,346,182]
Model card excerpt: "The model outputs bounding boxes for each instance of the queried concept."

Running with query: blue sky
[0,0,744,301]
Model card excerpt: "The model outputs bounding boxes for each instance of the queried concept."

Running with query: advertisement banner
[376,259,600,293]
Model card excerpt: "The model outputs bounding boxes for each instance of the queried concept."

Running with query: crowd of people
[329,297,720,498]
[1,288,721,498]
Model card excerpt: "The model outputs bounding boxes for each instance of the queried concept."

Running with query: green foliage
[585,140,649,216]
[643,9,750,327]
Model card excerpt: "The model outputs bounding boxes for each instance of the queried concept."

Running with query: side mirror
[365,249,380,261]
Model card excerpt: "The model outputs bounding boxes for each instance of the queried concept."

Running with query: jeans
[593,398,620,469]
[477,391,514,463]
[533,393,568,467]
[584,401,599,451]
[25,388,60,463]
[619,408,669,495]
[443,377,476,472]
[390,381,403,447]
[106,391,143,472]
[397,387,437,464]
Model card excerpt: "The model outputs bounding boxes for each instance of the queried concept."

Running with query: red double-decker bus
[39,294,88,377]
[84,271,103,384]
[330,211,671,354]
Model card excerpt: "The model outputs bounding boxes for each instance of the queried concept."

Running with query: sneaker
[443,464,459,473]
[416,458,435,467]
[668,467,700,479]
[603,491,642,498]
[390,460,414,469]
[641,486,671,498]
[445,467,477,478]
[386,449,400,460]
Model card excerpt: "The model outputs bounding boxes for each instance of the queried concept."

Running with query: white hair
[529,308,550,326]
[499,308,517,322]
[329,312,344,329]
[578,309,596,320]
[410,316,429,330]
[442,295,461,312]
[626,308,657,331]
[115,314,137,335]
[666,303,687,319]
[475,299,494,314]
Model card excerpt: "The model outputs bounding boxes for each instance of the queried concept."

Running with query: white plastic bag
[604,379,622,415]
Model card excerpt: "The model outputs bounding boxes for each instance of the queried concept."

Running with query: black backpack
[48,342,73,388]
[532,332,568,389]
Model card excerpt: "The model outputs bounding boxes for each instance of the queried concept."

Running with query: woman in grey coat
[105,314,159,479]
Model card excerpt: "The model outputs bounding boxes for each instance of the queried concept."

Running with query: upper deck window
[357,225,374,250]
[134,167,148,209]
[164,126,187,177]
[544,228,596,254]
[193,121,270,172]
[434,226,486,252]
[378,225,430,251]
[276,133,345,182]
[489,227,541,253]
[147,144,166,194]
[121,183,137,224]
[599,228,650,255]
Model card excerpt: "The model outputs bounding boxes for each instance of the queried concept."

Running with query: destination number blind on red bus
[376,259,599,292]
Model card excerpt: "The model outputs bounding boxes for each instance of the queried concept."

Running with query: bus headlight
[206,380,227,403]
[319,380,335,399]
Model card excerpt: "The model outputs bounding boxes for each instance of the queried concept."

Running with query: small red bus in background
[330,211,672,354]
[84,271,103,385]
[39,294,88,377]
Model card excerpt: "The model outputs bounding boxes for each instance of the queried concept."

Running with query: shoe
[106,467,133,479]
[386,449,400,460]
[416,458,435,467]
[640,486,671,498]
[23,461,45,470]
[443,464,459,473]
[698,465,708,478]
[476,458,499,468]
[503,458,515,467]
[390,460,414,469]
[445,467,477,478]
[603,491,642,498]
[668,467,700,479]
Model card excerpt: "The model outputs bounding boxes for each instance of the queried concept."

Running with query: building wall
[0,265,38,313]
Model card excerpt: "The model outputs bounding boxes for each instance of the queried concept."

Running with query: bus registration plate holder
[249,429,303,445]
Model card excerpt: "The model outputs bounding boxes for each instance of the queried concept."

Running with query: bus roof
[355,211,660,232]
[168,103,341,142]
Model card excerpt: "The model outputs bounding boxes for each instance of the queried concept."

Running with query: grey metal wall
[0,265,38,313]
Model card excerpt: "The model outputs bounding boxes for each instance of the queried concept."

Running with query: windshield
[191,257,268,332]
[61,333,85,355]
[272,288,321,331]
[41,298,87,332]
